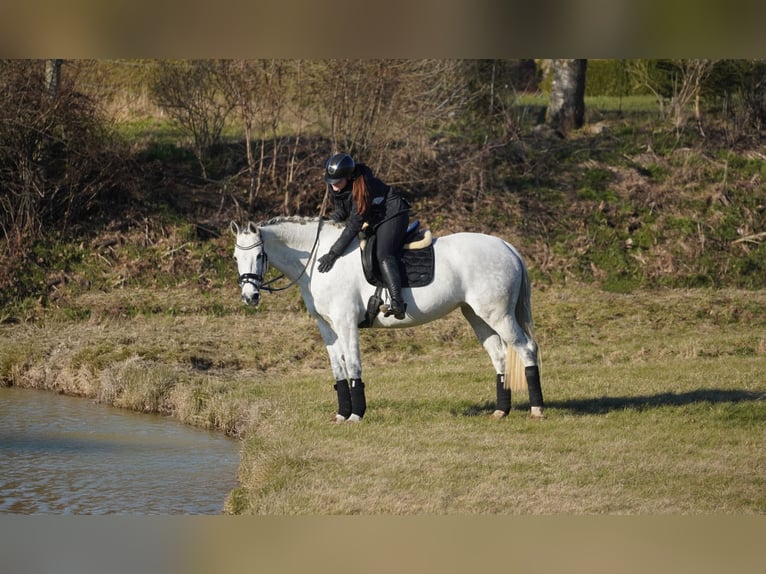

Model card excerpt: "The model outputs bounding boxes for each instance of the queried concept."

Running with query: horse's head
[230,221,268,306]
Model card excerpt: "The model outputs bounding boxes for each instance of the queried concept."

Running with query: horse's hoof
[490,410,508,419]
[529,407,545,420]
[347,414,363,423]
[330,414,347,424]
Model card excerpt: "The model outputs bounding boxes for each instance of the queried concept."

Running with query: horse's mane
[256,215,344,229]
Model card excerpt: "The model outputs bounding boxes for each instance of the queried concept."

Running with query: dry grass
[229,285,766,514]
[229,352,765,514]
[2,283,765,514]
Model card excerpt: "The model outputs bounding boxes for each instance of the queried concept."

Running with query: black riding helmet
[324,153,356,184]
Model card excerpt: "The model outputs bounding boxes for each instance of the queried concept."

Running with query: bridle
[236,238,269,291]
[238,186,330,295]
[236,218,324,294]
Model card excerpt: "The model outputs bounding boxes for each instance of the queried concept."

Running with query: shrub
[0,60,126,307]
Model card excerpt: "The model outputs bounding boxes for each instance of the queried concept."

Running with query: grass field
[3,283,763,514]
[224,285,766,514]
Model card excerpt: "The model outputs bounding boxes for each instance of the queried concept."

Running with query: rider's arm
[329,206,364,257]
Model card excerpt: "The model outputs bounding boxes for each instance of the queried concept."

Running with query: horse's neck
[261,219,338,278]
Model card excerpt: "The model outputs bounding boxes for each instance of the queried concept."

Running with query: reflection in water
[0,387,240,514]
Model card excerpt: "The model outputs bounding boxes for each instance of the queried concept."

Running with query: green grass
[3,63,764,515]
[7,282,760,514]
[227,314,766,514]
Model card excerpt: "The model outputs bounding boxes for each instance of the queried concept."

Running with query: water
[0,387,240,514]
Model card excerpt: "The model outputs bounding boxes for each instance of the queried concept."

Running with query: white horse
[230,216,544,422]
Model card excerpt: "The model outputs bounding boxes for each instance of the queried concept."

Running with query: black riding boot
[379,256,406,320]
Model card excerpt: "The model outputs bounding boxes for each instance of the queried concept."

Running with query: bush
[0,60,125,308]
[585,60,635,97]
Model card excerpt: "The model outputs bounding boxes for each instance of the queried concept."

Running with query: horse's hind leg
[525,365,543,419]
[460,306,512,418]
[462,305,544,419]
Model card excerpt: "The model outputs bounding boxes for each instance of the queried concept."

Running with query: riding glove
[317,251,339,272]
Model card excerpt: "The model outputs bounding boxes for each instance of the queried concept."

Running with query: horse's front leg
[316,317,366,422]
[333,319,365,422]
[315,318,351,421]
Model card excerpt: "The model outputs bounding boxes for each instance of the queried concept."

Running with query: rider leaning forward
[317,152,410,320]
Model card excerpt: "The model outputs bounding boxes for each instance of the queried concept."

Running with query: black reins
[236,218,324,293]
[238,186,329,294]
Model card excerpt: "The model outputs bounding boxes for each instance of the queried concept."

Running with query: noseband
[238,271,264,289]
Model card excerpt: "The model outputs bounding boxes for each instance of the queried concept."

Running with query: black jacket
[328,164,408,256]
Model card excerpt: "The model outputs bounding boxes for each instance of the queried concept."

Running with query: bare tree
[221,60,314,217]
[627,59,667,116]
[628,59,717,130]
[309,60,469,178]
[669,59,717,130]
[149,60,234,179]
[313,60,402,159]
[281,61,310,215]
[546,59,587,136]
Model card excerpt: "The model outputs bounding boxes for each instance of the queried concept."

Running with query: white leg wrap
[347,413,362,422]
[530,406,544,419]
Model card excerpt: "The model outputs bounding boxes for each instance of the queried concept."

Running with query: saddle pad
[361,234,435,288]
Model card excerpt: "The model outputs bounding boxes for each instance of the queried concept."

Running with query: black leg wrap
[525,366,544,408]
[350,378,366,418]
[496,373,511,414]
[334,379,352,419]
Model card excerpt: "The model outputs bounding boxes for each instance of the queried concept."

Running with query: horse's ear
[247,221,258,234]
[230,221,240,236]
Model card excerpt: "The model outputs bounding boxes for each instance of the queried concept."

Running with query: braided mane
[257,215,344,229]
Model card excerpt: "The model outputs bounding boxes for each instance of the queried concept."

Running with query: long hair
[351,168,370,216]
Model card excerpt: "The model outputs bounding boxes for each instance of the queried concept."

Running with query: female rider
[317,152,409,320]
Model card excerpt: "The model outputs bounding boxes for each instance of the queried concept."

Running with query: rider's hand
[317,251,339,273]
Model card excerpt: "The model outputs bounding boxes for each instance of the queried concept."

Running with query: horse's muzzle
[240,287,261,306]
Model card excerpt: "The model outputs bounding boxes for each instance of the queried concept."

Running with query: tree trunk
[45,59,63,96]
[546,59,587,136]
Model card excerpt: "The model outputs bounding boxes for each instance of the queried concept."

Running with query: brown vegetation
[2,59,766,313]
[1,60,765,514]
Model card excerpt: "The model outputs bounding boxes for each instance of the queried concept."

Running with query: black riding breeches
[375,210,408,262]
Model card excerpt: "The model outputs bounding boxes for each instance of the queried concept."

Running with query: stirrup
[380,302,406,319]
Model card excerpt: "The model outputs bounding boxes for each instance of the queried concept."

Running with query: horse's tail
[505,245,537,393]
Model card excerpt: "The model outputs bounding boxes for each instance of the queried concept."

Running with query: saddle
[360,220,435,288]
[358,221,435,328]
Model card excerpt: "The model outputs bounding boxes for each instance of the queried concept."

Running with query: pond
[0,386,240,514]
